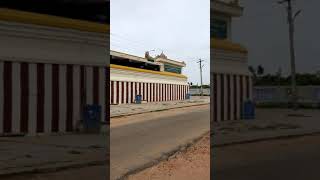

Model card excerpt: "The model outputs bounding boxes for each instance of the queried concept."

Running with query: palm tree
[257,65,264,76]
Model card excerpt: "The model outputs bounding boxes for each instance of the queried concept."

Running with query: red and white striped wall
[212,73,252,122]
[110,81,189,104]
[0,60,107,135]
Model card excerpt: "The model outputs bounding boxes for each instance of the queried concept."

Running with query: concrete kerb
[0,160,107,178]
[111,103,210,119]
[118,131,210,180]
[212,129,320,148]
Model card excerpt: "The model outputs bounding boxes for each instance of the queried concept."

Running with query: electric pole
[278,0,301,110]
[197,59,204,96]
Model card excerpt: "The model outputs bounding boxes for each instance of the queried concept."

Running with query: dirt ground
[127,133,210,180]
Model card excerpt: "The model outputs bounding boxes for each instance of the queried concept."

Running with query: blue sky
[110,0,210,84]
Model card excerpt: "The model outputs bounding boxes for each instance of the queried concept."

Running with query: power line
[197,59,205,96]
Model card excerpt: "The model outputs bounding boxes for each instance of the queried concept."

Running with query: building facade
[110,51,189,105]
[0,4,109,136]
[211,0,253,122]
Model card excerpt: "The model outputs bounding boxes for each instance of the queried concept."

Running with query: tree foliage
[255,73,320,86]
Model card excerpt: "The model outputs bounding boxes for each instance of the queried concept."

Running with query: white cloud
[111,0,210,84]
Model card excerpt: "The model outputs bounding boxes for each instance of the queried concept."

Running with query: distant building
[211,0,253,121]
[0,2,109,135]
[110,50,189,104]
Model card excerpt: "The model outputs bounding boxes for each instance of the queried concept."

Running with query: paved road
[110,105,210,180]
[213,134,320,180]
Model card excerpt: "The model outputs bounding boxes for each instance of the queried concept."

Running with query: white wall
[211,48,250,75]
[0,21,109,66]
[110,68,188,85]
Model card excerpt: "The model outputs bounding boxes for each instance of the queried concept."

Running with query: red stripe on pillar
[157,83,159,102]
[172,84,174,100]
[146,83,148,101]
[140,82,142,97]
[154,84,156,101]
[131,82,134,103]
[126,82,129,103]
[66,65,73,132]
[159,84,161,101]
[182,85,183,99]
[93,67,99,104]
[173,84,177,100]
[164,84,166,101]
[182,85,184,99]
[37,63,45,133]
[105,67,109,123]
[214,74,218,121]
[134,82,137,100]
[181,85,183,100]
[154,83,156,102]
[169,84,172,101]
[175,85,177,100]
[173,84,175,100]
[171,84,172,100]
[156,83,158,102]
[246,76,250,99]
[149,83,151,102]
[20,63,29,133]
[177,85,179,100]
[3,62,12,133]
[142,83,144,100]
[111,81,114,104]
[162,84,164,101]
[233,75,237,120]
[240,75,243,117]
[116,81,119,104]
[179,85,181,100]
[167,84,170,101]
[121,81,124,104]
[144,83,147,101]
[52,64,59,132]
[79,65,86,126]
[162,84,165,101]
[160,84,162,101]
[174,85,176,100]
[80,66,86,107]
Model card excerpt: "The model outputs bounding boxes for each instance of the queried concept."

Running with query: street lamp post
[278,0,301,110]
[197,59,204,96]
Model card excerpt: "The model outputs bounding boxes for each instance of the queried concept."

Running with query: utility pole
[197,59,204,96]
[278,0,301,110]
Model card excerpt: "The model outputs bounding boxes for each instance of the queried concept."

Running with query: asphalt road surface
[1,165,108,180]
[213,134,320,180]
[111,105,210,180]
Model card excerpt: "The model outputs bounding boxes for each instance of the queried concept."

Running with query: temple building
[110,50,189,104]
[0,1,109,135]
[211,0,252,122]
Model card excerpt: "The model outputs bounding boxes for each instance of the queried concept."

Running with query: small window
[164,64,182,74]
[211,19,227,39]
